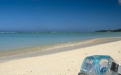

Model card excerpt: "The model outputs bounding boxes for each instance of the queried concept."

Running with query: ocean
[0,32,121,56]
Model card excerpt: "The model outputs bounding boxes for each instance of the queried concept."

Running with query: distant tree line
[95,28,121,32]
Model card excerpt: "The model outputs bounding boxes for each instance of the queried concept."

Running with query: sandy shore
[0,40,121,75]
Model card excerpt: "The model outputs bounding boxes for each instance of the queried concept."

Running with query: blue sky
[0,0,121,32]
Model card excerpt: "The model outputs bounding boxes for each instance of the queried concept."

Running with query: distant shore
[95,28,121,32]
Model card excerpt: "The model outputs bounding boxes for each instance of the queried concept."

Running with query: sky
[0,0,121,32]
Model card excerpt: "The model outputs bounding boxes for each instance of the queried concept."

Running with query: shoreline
[0,37,121,75]
[0,37,121,62]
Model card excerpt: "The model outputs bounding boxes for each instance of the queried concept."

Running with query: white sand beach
[0,40,121,75]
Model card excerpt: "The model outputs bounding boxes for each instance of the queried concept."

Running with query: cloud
[118,0,121,5]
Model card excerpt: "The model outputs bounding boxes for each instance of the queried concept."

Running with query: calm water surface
[0,32,121,51]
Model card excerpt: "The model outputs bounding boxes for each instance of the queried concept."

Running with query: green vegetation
[95,28,121,32]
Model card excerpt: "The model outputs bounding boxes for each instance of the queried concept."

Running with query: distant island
[95,28,121,32]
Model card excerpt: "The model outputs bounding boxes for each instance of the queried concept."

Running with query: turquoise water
[0,32,121,51]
